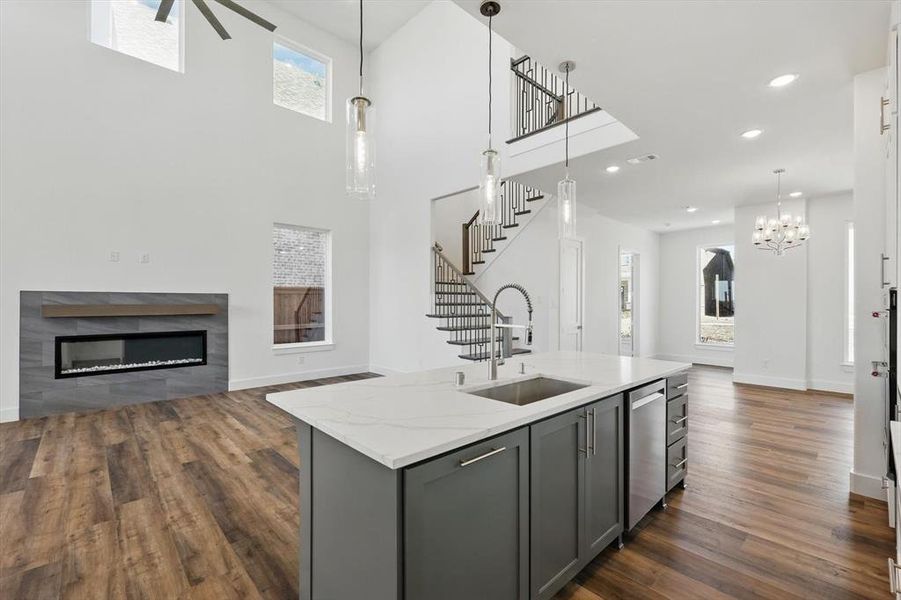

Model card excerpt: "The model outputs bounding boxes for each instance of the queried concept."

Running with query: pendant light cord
[488,14,493,149]
[359,0,363,96]
[564,65,570,171]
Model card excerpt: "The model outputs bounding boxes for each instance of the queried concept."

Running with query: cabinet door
[530,407,585,600]
[584,394,624,558]
[404,428,528,600]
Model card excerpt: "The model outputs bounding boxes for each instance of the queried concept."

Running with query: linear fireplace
[55,330,207,379]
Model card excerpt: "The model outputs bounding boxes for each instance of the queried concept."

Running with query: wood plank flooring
[0,366,894,599]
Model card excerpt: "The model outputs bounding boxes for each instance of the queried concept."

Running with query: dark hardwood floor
[0,366,893,599]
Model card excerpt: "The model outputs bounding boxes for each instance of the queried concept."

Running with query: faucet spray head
[527,320,533,346]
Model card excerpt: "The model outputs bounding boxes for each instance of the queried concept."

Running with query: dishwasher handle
[631,392,665,411]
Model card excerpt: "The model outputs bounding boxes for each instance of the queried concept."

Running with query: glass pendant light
[558,60,577,238]
[346,0,374,200]
[752,168,811,255]
[478,1,501,225]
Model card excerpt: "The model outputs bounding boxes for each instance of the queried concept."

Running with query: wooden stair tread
[437,324,492,331]
[458,348,532,361]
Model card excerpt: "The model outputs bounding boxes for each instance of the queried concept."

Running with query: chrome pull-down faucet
[489,283,533,380]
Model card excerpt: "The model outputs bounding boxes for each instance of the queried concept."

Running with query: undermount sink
[467,376,589,406]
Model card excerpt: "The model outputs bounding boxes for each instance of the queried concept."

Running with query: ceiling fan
[155,0,276,40]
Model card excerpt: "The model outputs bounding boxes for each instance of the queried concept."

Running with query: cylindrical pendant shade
[346,96,375,200]
[478,149,502,225]
[558,176,577,238]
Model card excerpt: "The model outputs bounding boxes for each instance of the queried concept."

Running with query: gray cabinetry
[585,397,624,556]
[530,394,624,600]
[405,428,530,600]
[665,371,689,493]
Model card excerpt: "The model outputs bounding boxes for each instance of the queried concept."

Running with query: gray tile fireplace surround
[19,291,228,418]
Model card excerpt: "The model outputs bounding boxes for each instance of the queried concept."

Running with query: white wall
[733,200,808,390]
[459,201,659,359]
[0,0,370,420]
[807,193,854,394]
[368,1,518,373]
[852,67,890,498]
[657,225,735,367]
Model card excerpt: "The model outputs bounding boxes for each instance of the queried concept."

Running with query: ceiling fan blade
[191,0,231,40]
[154,0,175,22]
[211,0,277,32]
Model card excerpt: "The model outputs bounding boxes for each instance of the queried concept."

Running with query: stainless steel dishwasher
[627,380,666,530]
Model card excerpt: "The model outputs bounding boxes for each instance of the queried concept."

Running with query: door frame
[617,248,639,356]
[559,237,585,351]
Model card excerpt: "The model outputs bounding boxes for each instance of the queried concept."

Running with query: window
[273,41,331,121]
[90,0,183,72]
[845,222,855,364]
[272,224,331,347]
[697,244,735,346]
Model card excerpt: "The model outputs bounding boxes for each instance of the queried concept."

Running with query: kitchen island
[267,351,690,600]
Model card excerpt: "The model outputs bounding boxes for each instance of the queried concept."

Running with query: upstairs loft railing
[462,180,544,275]
[509,55,601,143]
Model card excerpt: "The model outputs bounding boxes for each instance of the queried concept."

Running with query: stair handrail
[431,243,505,321]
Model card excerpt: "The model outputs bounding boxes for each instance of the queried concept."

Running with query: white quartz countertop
[266,352,690,469]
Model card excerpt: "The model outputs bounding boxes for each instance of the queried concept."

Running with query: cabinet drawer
[667,372,689,400]
[667,436,687,491]
[666,394,688,446]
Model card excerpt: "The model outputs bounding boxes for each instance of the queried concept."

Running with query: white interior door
[560,238,583,351]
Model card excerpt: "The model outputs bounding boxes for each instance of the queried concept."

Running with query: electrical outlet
[109,251,120,263]
[139,253,151,264]
[297,356,305,365]
[762,359,769,369]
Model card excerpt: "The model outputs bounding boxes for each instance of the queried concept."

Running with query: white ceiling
[455,0,891,231]
[269,0,429,51]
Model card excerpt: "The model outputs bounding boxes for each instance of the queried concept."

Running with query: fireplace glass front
[55,330,207,378]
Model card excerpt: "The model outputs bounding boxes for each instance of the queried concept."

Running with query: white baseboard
[0,407,19,423]
[653,353,733,368]
[732,371,807,391]
[807,379,854,395]
[368,364,406,377]
[229,364,371,390]
[850,469,887,500]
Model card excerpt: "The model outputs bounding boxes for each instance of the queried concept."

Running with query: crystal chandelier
[752,169,810,255]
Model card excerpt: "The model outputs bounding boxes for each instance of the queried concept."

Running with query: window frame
[695,242,736,348]
[843,221,855,366]
[272,36,333,123]
[89,0,186,73]
[271,223,333,352]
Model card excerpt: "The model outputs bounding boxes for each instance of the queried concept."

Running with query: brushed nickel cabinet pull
[882,97,892,135]
[591,408,597,456]
[671,458,688,470]
[889,558,901,593]
[671,416,688,425]
[675,383,688,390]
[459,446,506,467]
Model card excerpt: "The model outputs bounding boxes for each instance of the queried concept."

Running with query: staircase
[463,180,545,275]
[429,244,531,362]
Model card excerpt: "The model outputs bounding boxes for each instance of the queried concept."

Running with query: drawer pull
[671,416,688,425]
[674,383,688,390]
[460,446,506,467]
[671,458,688,470]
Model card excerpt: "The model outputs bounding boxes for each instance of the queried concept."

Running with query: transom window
[697,244,735,346]
[273,41,331,121]
[272,224,331,347]
[90,0,184,72]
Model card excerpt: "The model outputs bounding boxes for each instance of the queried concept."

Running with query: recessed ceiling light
[605,165,620,173]
[685,206,698,213]
[711,219,721,225]
[741,129,763,139]
[768,73,798,88]
[789,191,803,198]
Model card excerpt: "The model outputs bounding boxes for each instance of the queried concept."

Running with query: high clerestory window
[90,0,184,72]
